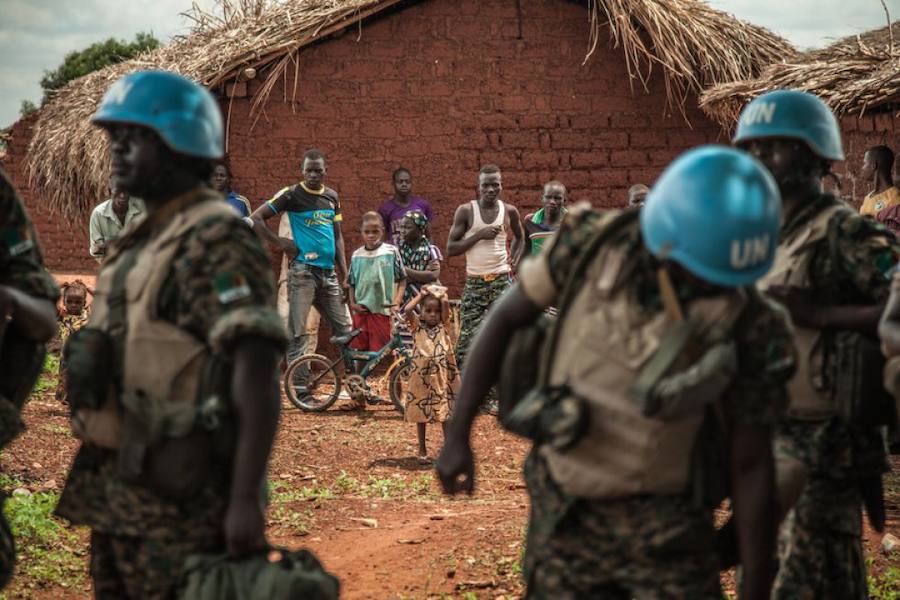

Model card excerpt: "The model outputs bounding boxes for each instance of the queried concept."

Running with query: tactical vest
[757,203,846,419]
[77,196,234,477]
[540,243,746,499]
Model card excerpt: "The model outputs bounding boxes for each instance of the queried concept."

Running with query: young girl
[55,280,92,405]
[402,284,459,461]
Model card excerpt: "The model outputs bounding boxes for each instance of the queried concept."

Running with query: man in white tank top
[447,164,524,412]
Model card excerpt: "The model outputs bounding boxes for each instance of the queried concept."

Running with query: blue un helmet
[733,90,844,161]
[640,146,781,287]
[92,70,224,159]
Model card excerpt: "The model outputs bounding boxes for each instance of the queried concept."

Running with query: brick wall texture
[3,0,899,299]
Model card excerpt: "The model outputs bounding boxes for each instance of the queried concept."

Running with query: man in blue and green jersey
[249,148,352,363]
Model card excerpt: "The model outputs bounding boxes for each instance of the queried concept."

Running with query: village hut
[701,20,900,203]
[3,0,792,288]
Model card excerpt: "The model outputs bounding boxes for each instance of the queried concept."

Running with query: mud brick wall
[4,0,899,294]
[3,113,97,273]
[835,115,900,206]
[221,0,726,295]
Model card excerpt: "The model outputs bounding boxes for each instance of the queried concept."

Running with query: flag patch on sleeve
[3,227,34,257]
[214,272,252,304]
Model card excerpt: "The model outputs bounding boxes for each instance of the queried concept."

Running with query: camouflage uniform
[518,207,793,599]
[455,275,510,411]
[0,166,60,586]
[455,274,511,367]
[772,194,898,600]
[56,190,286,599]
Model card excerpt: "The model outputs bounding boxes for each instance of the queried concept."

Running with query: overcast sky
[0,0,894,128]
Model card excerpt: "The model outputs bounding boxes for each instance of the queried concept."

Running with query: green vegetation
[31,354,59,396]
[18,101,37,118]
[0,474,84,591]
[868,566,900,599]
[332,471,434,500]
[19,32,160,113]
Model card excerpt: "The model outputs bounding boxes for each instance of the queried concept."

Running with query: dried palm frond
[700,21,900,127]
[26,0,792,221]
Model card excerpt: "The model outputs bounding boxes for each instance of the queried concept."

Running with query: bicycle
[283,312,412,412]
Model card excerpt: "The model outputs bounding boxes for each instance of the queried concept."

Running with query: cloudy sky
[0,0,894,128]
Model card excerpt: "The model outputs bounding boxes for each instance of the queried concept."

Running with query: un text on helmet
[741,102,777,127]
[730,235,770,269]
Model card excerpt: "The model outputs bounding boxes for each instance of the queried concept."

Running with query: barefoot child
[402,285,459,460]
[347,211,406,408]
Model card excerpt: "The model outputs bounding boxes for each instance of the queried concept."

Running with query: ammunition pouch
[63,327,114,411]
[179,547,340,600]
[117,355,232,501]
[497,210,637,434]
[502,385,588,451]
[828,331,896,428]
[650,341,737,421]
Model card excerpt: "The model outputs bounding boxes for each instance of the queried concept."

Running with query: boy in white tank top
[446,164,525,413]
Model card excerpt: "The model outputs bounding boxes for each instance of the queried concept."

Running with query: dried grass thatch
[27,0,792,220]
[700,20,900,127]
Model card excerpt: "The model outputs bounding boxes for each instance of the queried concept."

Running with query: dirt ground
[2,378,900,598]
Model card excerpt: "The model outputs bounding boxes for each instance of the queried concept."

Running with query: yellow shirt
[860,186,900,217]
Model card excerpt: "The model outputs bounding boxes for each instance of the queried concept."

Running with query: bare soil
[2,382,899,598]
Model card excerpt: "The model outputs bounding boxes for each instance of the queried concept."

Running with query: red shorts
[350,312,392,351]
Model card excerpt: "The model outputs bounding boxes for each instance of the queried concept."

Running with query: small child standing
[347,212,406,408]
[402,285,459,461]
[55,280,92,405]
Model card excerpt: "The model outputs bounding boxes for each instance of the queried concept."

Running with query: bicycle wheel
[284,354,342,412]
[387,360,413,413]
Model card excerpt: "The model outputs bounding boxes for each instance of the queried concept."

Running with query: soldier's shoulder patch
[2,227,34,257]
[214,271,252,304]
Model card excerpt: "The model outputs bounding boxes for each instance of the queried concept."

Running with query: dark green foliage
[39,32,160,103]
[19,100,38,117]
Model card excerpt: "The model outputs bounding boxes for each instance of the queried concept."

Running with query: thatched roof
[26,0,793,220]
[700,20,900,127]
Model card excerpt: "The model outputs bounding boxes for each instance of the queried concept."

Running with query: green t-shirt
[529,207,567,254]
[348,243,406,314]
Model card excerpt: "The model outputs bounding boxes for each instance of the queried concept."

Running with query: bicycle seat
[330,328,363,346]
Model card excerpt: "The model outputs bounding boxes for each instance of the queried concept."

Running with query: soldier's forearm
[447,285,541,441]
[229,336,281,500]
[730,425,777,600]
[812,303,884,337]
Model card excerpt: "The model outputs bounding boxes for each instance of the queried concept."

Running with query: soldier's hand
[436,436,475,495]
[225,495,268,558]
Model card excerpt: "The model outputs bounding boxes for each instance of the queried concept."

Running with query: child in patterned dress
[402,284,459,461]
[55,280,91,404]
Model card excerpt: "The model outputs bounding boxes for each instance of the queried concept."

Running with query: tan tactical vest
[77,195,234,449]
[757,203,845,420]
[540,244,747,499]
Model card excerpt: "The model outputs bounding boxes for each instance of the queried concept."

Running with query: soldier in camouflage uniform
[438,147,794,599]
[734,90,899,600]
[56,72,286,599]
[0,165,60,587]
